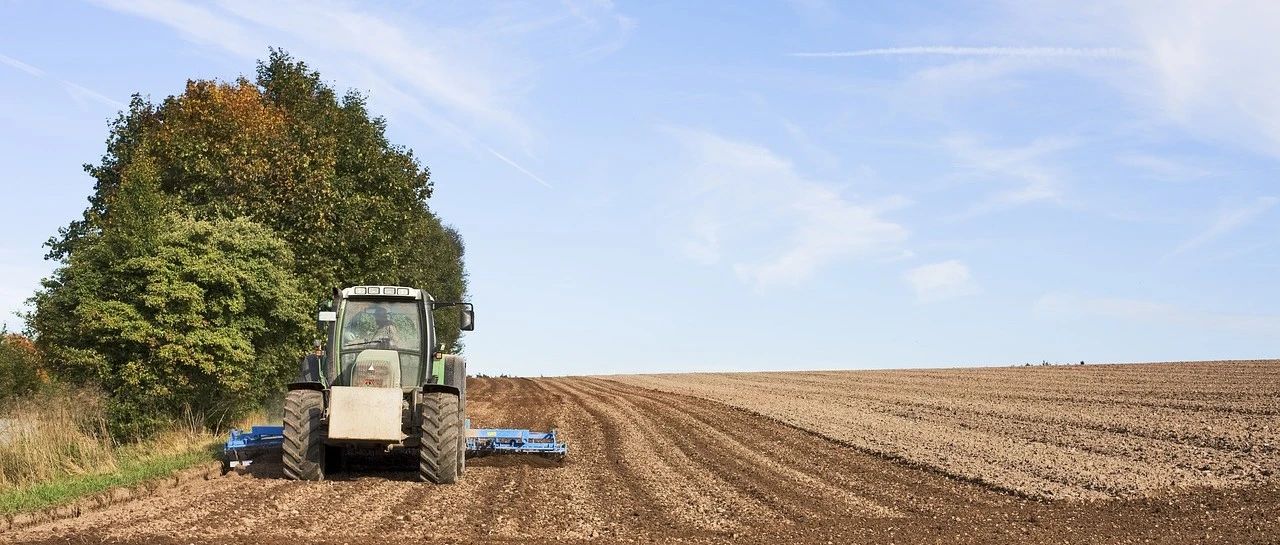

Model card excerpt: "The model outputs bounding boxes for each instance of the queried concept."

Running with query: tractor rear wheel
[283,389,325,481]
[418,392,461,484]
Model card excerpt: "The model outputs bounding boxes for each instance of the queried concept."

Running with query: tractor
[284,285,475,484]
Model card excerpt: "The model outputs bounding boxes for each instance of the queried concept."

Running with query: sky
[0,1,1277,376]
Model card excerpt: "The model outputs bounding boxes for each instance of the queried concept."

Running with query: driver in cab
[369,306,399,348]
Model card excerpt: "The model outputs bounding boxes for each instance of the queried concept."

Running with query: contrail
[486,146,553,189]
[2,51,126,110]
[791,46,1143,60]
[0,53,46,76]
[62,81,127,110]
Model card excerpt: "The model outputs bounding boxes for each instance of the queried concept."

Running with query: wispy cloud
[62,81,126,110]
[0,51,124,109]
[1168,197,1279,257]
[486,147,552,189]
[1035,292,1280,336]
[1123,2,1280,157]
[0,53,45,76]
[905,260,978,303]
[1117,153,1214,182]
[791,46,1143,60]
[944,136,1071,218]
[92,0,632,187]
[666,127,908,287]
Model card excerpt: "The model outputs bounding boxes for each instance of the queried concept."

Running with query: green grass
[0,445,216,515]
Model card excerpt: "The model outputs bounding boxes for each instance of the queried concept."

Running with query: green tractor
[284,285,474,483]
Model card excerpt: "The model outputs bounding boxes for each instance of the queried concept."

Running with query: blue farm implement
[223,421,566,473]
[465,420,568,460]
[221,425,284,474]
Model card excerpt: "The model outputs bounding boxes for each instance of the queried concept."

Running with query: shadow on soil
[466,453,565,469]
[234,451,564,482]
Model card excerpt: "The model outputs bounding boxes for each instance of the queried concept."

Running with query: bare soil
[616,360,1280,500]
[5,368,1278,544]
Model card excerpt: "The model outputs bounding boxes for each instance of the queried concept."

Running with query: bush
[31,172,311,438]
[0,334,45,404]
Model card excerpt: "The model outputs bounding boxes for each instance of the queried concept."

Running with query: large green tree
[49,49,467,347]
[33,50,468,437]
[32,160,312,438]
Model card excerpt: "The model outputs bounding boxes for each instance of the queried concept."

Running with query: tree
[46,49,467,350]
[34,50,469,437]
[31,162,311,438]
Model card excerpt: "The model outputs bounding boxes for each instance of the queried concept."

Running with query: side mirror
[460,307,475,331]
[317,311,337,322]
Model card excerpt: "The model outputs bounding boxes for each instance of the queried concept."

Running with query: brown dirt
[4,371,1279,544]
[614,360,1280,500]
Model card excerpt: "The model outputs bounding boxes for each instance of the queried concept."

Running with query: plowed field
[615,360,1280,501]
[5,362,1280,544]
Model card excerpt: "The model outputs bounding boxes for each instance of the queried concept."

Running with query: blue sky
[1,1,1277,376]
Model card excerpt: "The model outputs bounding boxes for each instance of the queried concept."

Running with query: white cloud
[979,2,1280,160]
[666,128,908,287]
[1125,1,1280,157]
[801,4,1280,161]
[904,260,977,303]
[91,0,632,187]
[1035,292,1280,336]
[1168,197,1279,257]
[1117,153,1214,181]
[943,136,1071,218]
[791,46,1142,60]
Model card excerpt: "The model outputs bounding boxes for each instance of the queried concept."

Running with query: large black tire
[418,392,461,484]
[282,389,325,481]
[442,355,468,477]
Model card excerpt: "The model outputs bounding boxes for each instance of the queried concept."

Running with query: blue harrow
[222,421,566,474]
[221,425,284,474]
[465,419,568,460]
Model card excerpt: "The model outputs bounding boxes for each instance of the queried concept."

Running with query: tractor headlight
[397,288,410,295]
[368,287,381,294]
[354,287,367,295]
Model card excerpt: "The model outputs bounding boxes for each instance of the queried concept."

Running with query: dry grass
[0,388,116,488]
[0,388,217,492]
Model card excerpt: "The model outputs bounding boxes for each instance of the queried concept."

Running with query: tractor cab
[332,295,427,389]
[315,286,472,391]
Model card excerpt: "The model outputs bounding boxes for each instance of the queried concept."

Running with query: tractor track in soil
[4,375,1278,544]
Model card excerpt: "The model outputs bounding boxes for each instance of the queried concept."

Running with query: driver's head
[371,306,391,326]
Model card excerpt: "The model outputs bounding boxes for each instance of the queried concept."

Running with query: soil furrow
[6,366,1279,545]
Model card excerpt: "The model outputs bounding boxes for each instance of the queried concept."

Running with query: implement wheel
[418,392,462,484]
[282,389,326,481]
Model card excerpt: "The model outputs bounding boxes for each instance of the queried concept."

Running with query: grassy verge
[0,387,225,516]
[0,444,216,515]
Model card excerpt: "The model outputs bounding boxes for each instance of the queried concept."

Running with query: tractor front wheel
[283,389,326,481]
[418,392,462,484]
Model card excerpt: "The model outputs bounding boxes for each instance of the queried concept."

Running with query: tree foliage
[32,161,311,438]
[0,333,45,405]
[33,50,467,437]
[49,49,467,347]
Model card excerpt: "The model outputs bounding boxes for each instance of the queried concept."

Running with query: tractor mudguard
[421,383,461,396]
[288,380,326,392]
[297,354,324,383]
